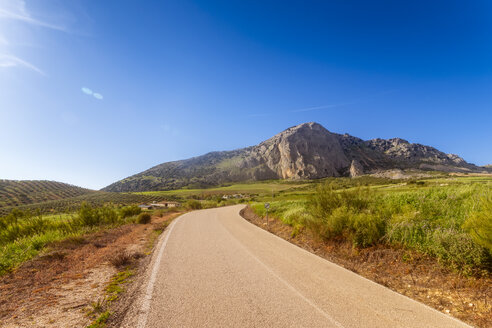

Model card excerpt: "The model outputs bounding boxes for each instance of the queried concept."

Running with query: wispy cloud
[0,0,66,31]
[81,87,104,100]
[247,89,399,118]
[0,0,69,75]
[290,102,358,113]
[0,53,45,75]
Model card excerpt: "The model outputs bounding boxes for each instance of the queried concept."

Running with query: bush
[463,196,492,254]
[186,200,202,210]
[76,202,118,227]
[306,185,382,246]
[350,212,386,247]
[137,213,151,224]
[120,205,141,218]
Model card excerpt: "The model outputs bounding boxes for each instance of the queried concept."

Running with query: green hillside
[0,190,170,217]
[0,180,93,209]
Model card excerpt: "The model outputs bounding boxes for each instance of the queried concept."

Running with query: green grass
[131,180,310,197]
[0,203,142,276]
[2,175,490,276]
[250,176,492,274]
[86,311,111,328]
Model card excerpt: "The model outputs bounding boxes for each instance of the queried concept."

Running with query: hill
[0,180,93,209]
[103,122,485,192]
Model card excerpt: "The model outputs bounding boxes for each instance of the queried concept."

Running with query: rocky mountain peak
[102,122,481,192]
[252,122,349,179]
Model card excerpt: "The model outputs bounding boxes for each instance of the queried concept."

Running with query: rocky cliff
[103,122,484,192]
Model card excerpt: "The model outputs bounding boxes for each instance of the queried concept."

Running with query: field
[127,174,491,274]
[249,176,492,274]
[0,180,93,209]
[0,191,169,217]
[1,174,490,277]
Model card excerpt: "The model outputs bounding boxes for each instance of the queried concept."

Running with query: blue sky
[0,0,491,189]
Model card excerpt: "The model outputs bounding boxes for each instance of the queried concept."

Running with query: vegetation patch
[251,180,492,274]
[0,202,145,275]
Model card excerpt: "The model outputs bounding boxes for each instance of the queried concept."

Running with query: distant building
[222,194,244,200]
[140,201,181,209]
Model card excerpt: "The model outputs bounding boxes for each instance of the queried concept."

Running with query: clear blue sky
[1,0,491,190]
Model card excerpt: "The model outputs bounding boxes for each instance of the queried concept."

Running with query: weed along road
[124,205,471,328]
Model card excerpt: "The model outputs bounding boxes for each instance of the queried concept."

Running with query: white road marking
[137,217,181,328]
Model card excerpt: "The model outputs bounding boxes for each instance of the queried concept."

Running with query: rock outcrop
[349,160,364,177]
[103,122,482,192]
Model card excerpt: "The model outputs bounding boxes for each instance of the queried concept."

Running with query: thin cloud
[0,0,67,31]
[81,87,103,100]
[247,89,399,117]
[290,102,357,113]
[0,54,45,75]
[0,0,70,76]
[81,87,93,95]
[290,89,399,113]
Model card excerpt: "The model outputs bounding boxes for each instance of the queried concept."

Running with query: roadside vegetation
[250,177,492,275]
[0,203,145,275]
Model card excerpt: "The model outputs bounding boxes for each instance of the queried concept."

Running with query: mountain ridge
[103,122,487,192]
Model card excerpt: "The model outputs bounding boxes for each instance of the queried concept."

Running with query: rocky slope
[103,122,485,192]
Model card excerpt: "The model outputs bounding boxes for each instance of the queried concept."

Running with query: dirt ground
[0,212,181,328]
[240,206,492,328]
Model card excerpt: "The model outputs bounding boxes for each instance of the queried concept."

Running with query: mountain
[103,122,484,192]
[0,180,94,209]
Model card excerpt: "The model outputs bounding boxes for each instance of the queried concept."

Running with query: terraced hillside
[0,180,93,209]
[0,190,173,216]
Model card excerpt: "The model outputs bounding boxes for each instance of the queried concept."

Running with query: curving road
[125,205,470,328]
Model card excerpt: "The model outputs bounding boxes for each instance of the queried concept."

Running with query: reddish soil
[241,205,491,328]
[0,212,181,328]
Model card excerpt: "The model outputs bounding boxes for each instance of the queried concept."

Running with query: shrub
[137,213,151,224]
[120,205,141,218]
[110,251,133,267]
[77,202,101,226]
[76,202,118,227]
[350,212,386,247]
[186,200,202,210]
[306,184,382,246]
[463,196,492,254]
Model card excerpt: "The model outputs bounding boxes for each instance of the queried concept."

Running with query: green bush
[120,205,141,218]
[186,200,202,210]
[306,184,382,246]
[137,213,151,224]
[350,211,386,247]
[76,202,118,227]
[463,195,492,253]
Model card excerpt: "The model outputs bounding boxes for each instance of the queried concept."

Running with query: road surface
[126,205,470,328]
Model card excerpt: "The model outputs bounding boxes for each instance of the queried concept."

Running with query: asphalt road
[126,205,470,328]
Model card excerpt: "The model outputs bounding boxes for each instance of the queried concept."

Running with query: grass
[0,203,143,276]
[131,180,310,197]
[250,176,492,275]
[86,311,111,328]
[2,174,490,276]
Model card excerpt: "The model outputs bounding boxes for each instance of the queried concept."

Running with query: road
[126,205,470,328]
